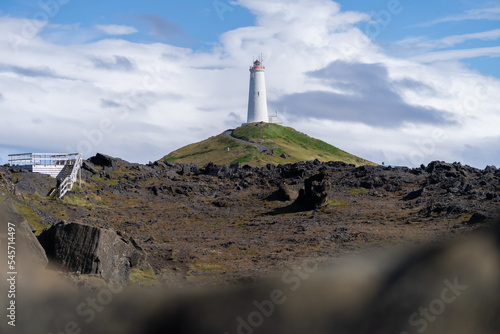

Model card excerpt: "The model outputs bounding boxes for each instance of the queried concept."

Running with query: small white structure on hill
[245,57,279,125]
[8,153,82,198]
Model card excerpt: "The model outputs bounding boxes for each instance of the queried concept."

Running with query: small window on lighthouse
[257,92,260,96]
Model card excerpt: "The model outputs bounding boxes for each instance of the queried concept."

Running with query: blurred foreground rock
[3,221,499,334]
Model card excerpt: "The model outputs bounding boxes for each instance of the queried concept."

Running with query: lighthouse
[246,58,269,124]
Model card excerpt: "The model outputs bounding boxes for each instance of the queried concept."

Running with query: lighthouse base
[242,116,280,127]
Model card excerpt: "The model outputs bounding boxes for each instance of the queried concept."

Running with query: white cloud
[409,46,500,63]
[0,0,498,168]
[411,6,500,27]
[396,29,500,51]
[95,24,138,35]
[439,29,500,46]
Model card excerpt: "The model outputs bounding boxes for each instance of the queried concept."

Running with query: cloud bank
[276,61,455,128]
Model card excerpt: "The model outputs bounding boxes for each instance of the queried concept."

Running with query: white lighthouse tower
[246,57,269,124]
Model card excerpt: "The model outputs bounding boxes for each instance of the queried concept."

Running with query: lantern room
[250,60,265,71]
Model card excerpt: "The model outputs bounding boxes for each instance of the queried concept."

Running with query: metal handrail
[9,153,81,167]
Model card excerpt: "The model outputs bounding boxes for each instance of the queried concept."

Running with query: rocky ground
[1,154,499,288]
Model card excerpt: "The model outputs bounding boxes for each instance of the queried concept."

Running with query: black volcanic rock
[465,211,496,225]
[13,171,56,196]
[425,161,463,184]
[89,153,118,172]
[268,183,299,202]
[38,222,147,284]
[293,172,330,210]
[403,188,425,201]
[201,162,223,177]
[82,160,99,175]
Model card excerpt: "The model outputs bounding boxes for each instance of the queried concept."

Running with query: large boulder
[89,153,118,172]
[81,160,99,179]
[426,161,460,184]
[37,222,147,285]
[293,172,330,210]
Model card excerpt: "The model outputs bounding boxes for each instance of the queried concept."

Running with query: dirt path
[223,129,271,153]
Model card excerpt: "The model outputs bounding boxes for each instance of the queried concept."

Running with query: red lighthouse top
[250,59,265,70]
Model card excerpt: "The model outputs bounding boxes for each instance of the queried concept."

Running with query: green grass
[11,200,46,235]
[349,187,370,195]
[162,134,258,166]
[161,123,376,167]
[61,189,107,207]
[194,263,221,271]
[230,153,256,165]
[129,268,160,287]
[232,123,285,142]
[190,260,223,272]
[11,173,20,184]
[63,194,91,207]
[233,123,371,164]
[71,184,84,192]
[326,199,347,207]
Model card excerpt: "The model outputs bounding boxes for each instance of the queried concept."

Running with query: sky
[0,0,499,168]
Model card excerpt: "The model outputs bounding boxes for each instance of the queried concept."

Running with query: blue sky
[3,0,497,75]
[2,0,257,49]
[0,0,499,168]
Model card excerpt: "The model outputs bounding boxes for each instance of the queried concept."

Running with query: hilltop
[162,122,375,167]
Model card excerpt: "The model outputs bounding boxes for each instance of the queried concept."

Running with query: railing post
[79,155,81,186]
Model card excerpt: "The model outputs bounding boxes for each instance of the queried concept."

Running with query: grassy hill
[162,123,376,167]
